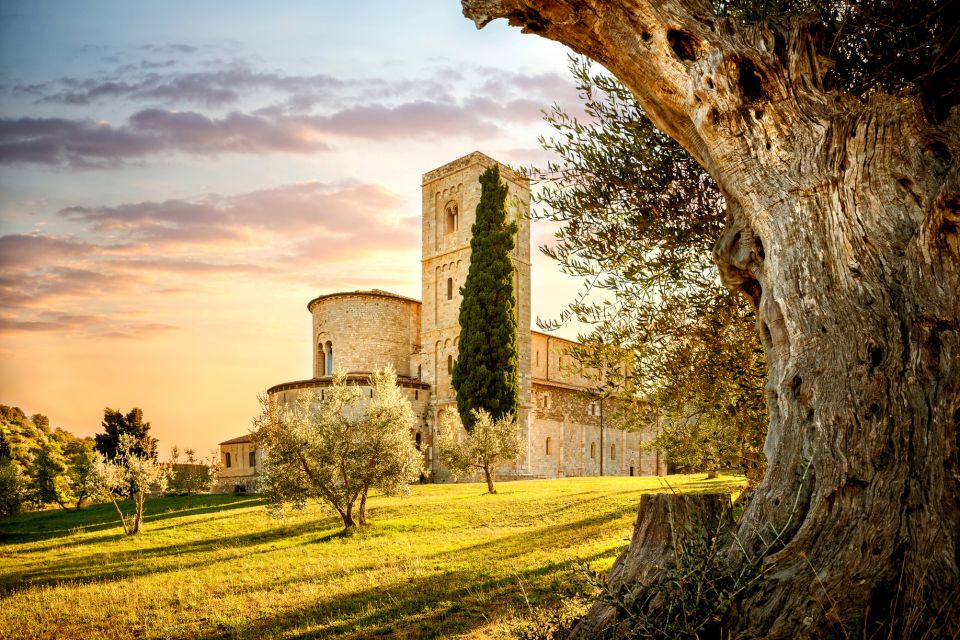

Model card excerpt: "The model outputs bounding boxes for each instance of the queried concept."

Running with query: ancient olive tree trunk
[461,1,960,637]
[570,493,734,638]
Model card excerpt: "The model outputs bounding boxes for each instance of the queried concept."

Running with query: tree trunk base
[570,493,734,639]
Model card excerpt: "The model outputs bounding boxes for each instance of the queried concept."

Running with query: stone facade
[221,151,664,484]
[218,435,261,492]
[308,291,421,378]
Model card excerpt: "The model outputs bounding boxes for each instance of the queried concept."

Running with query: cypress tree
[452,164,520,432]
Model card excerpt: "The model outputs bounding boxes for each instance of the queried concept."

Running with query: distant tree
[86,434,169,535]
[452,164,521,432]
[438,408,521,494]
[26,439,71,509]
[0,405,44,471]
[168,447,220,495]
[0,458,25,517]
[95,408,158,460]
[254,368,424,529]
[63,437,97,509]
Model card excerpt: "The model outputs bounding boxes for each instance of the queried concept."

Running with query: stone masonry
[220,152,665,485]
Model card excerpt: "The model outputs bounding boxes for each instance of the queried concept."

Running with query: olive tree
[254,368,424,529]
[437,408,521,494]
[532,58,767,479]
[86,434,169,535]
[461,0,959,635]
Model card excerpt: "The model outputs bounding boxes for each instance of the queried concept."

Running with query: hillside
[0,475,744,639]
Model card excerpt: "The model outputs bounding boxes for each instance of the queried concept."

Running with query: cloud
[59,180,408,244]
[0,311,179,337]
[0,98,529,167]
[0,233,94,269]
[1,57,583,168]
[17,62,352,108]
[304,101,501,139]
[0,110,333,167]
[0,179,419,336]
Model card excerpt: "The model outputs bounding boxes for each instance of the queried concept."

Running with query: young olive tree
[86,434,169,535]
[437,408,521,494]
[254,368,423,530]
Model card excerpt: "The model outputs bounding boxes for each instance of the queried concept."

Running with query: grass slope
[0,475,744,639]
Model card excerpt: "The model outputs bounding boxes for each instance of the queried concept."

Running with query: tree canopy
[95,407,158,461]
[254,368,424,529]
[452,164,521,432]
[533,57,767,477]
[438,409,521,493]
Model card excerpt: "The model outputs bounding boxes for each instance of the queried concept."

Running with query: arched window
[590,442,596,459]
[545,437,552,455]
[224,452,231,468]
[445,203,458,234]
[325,341,333,375]
[447,277,453,300]
[447,354,453,374]
[611,444,616,460]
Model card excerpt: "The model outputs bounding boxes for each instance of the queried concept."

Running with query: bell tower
[419,151,533,475]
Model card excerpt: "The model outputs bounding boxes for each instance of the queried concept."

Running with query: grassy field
[0,475,744,639]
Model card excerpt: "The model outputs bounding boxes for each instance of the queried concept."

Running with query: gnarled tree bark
[570,493,734,638]
[460,1,960,637]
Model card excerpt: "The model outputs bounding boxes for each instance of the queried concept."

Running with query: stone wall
[531,331,595,388]
[218,438,260,492]
[308,291,421,378]
[526,382,665,478]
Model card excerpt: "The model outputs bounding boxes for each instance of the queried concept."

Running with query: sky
[0,0,591,456]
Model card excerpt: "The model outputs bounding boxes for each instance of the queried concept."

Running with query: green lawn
[0,475,744,639]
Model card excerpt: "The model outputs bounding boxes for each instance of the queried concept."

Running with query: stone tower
[419,151,533,476]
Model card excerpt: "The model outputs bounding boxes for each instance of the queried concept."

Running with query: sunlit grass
[0,474,745,639]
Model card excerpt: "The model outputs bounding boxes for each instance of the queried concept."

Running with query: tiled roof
[219,434,253,445]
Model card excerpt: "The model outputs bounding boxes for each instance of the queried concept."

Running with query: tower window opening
[611,444,617,460]
[445,203,458,234]
[447,277,453,300]
[590,442,596,459]
[325,341,333,375]
[415,432,422,450]
[546,437,552,456]
[447,354,453,374]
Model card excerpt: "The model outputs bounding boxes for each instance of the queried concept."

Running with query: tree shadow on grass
[0,506,348,595]
[189,512,627,640]
[0,494,263,547]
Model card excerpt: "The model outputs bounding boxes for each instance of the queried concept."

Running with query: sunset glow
[0,1,586,456]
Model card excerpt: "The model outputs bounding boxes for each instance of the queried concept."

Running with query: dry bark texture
[569,493,733,638]
[460,0,960,637]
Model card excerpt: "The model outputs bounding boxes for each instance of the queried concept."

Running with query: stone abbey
[219,152,664,490]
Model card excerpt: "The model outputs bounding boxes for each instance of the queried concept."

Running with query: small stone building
[218,434,261,492]
[219,152,665,482]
